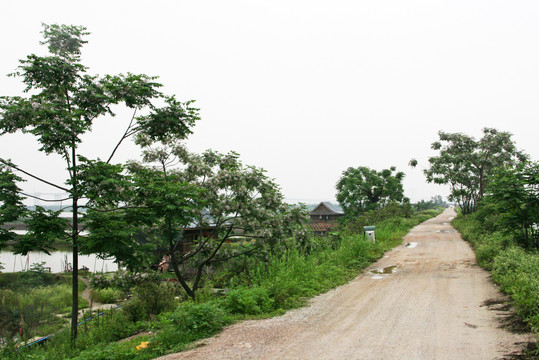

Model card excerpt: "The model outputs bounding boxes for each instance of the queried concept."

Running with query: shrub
[122,282,176,322]
[225,287,274,314]
[474,233,510,270]
[91,288,124,304]
[168,301,228,338]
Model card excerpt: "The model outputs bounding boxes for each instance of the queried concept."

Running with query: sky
[1,0,538,205]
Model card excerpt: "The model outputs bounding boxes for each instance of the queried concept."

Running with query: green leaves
[422,128,527,214]
[0,22,201,340]
[336,166,405,217]
[484,161,539,248]
[0,161,27,248]
[74,157,131,206]
[40,23,89,57]
[0,161,26,224]
[14,207,69,255]
[135,97,199,145]
[1,24,198,158]
[100,73,162,108]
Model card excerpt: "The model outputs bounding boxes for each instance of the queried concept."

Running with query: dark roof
[309,202,344,215]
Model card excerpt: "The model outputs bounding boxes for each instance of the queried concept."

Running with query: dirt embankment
[158,208,536,360]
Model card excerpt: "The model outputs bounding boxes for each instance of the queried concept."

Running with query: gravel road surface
[157,208,535,360]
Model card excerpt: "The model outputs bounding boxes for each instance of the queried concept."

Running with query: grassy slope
[452,214,539,333]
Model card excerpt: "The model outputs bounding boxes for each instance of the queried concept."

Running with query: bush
[474,233,510,270]
[122,282,176,322]
[225,287,274,314]
[168,301,228,337]
[91,288,124,304]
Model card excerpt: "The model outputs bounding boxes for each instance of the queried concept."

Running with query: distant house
[309,202,344,236]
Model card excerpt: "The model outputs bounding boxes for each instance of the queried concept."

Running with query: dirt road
[158,208,535,360]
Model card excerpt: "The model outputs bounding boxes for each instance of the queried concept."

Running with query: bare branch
[22,192,71,203]
[107,108,137,164]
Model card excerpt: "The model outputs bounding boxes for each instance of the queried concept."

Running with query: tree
[413,195,446,211]
[336,166,405,218]
[80,141,308,299]
[0,24,198,340]
[410,128,527,214]
[483,161,539,249]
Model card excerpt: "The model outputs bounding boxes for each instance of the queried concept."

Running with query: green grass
[453,213,539,333]
[0,209,441,360]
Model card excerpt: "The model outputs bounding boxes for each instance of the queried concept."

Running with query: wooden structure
[309,202,344,236]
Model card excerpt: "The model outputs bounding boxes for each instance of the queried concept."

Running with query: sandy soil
[157,208,535,360]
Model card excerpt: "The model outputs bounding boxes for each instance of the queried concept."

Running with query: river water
[0,251,118,273]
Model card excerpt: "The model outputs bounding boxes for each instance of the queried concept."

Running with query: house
[309,202,344,236]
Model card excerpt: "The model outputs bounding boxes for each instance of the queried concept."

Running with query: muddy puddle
[370,265,398,278]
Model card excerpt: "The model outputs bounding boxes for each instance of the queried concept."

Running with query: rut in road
[157,208,535,360]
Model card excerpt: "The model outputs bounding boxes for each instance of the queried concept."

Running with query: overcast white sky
[1,1,538,204]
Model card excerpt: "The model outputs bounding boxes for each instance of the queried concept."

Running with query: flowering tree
[410,128,527,214]
[83,141,308,299]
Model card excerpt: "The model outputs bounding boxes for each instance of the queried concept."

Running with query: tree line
[410,128,537,249]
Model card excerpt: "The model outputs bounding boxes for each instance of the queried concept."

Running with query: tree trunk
[170,251,195,299]
[71,147,79,342]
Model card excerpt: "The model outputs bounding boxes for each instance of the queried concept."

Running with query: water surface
[0,251,118,273]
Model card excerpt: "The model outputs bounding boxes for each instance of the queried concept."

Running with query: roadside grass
[1,209,442,360]
[452,214,539,334]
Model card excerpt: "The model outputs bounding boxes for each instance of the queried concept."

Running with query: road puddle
[370,265,397,277]
[405,242,418,248]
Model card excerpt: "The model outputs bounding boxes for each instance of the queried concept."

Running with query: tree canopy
[0,23,199,339]
[410,128,527,214]
[80,141,308,299]
[336,166,405,218]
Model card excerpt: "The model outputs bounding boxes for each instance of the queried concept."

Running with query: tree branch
[107,108,137,164]
[208,247,257,263]
[22,192,71,203]
[0,158,70,192]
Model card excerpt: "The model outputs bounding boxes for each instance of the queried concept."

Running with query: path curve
[158,208,535,360]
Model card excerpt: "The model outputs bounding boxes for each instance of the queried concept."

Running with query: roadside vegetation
[411,129,538,356]
[0,206,441,359]
[452,161,539,334]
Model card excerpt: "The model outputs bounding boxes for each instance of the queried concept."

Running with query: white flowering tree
[83,141,308,299]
